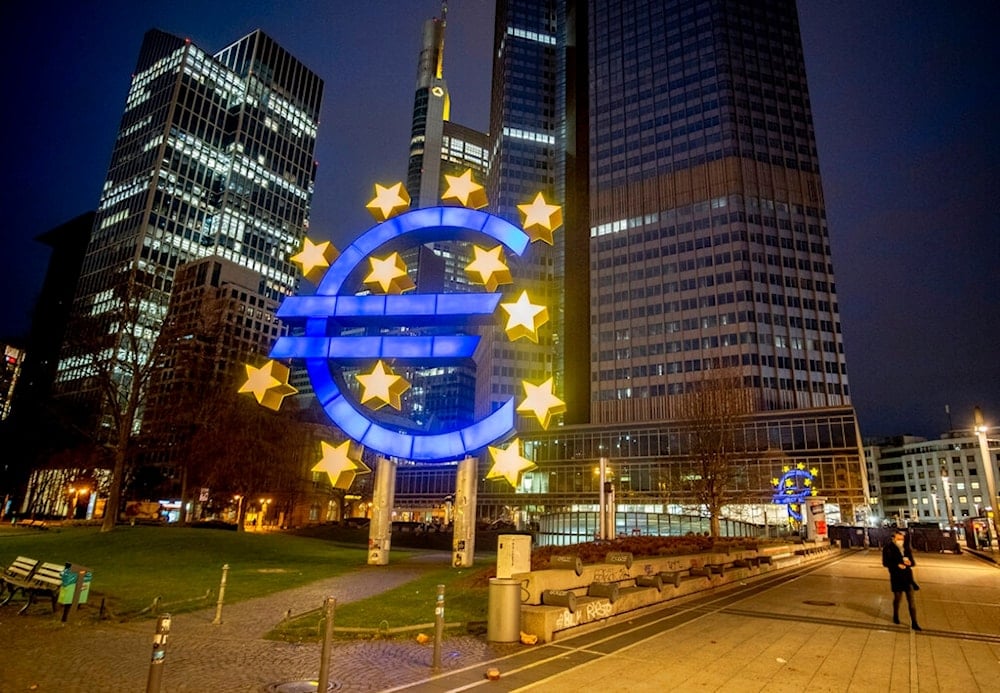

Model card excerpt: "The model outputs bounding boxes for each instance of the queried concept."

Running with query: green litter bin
[59,563,93,605]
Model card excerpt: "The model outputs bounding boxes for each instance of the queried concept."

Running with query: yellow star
[487,438,537,487]
[465,245,512,292]
[441,169,488,209]
[291,238,339,283]
[810,488,818,496]
[785,478,794,488]
[499,290,548,342]
[809,468,819,477]
[363,252,416,294]
[366,182,411,222]
[356,360,410,410]
[517,192,563,244]
[782,465,791,473]
[312,440,371,490]
[803,478,813,487]
[796,462,806,471]
[771,477,780,487]
[517,378,566,429]
[238,360,298,411]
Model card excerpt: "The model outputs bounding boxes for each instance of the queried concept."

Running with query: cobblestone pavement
[0,552,521,692]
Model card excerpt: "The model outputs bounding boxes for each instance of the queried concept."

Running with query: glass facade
[55,29,322,428]
[587,0,849,422]
[388,1,868,532]
[396,405,866,532]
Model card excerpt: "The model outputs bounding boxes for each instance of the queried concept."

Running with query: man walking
[882,529,921,630]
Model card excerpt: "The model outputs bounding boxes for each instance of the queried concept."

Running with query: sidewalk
[2,548,998,692]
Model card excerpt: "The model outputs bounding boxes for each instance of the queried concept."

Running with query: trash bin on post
[487,577,522,642]
[59,564,93,606]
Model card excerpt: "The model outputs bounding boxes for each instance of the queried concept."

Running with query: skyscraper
[399,10,491,433]
[54,29,323,431]
[467,0,868,529]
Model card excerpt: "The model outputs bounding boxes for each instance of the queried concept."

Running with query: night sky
[1,1,996,440]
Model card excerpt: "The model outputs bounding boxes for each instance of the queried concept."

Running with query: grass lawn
[0,524,371,617]
[267,557,493,643]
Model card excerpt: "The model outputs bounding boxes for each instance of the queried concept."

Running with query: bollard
[541,589,577,612]
[432,584,445,670]
[212,564,229,625]
[587,581,620,603]
[549,555,583,576]
[145,613,171,693]
[605,551,633,569]
[317,597,336,691]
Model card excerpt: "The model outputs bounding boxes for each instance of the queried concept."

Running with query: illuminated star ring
[771,467,817,521]
[272,206,530,461]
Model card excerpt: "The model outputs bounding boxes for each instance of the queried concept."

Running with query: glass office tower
[587,0,850,424]
[54,29,323,428]
[454,0,868,530]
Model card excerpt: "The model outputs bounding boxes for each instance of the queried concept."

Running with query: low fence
[828,525,961,553]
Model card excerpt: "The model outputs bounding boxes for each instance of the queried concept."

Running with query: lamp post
[259,498,271,530]
[66,486,77,519]
[233,495,243,528]
[974,407,998,549]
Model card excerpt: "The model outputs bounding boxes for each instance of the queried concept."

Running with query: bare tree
[53,278,174,532]
[679,370,759,537]
[185,379,315,531]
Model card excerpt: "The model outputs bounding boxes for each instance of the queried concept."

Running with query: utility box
[496,534,532,578]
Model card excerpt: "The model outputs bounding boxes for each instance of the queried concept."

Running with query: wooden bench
[2,556,39,585]
[1,559,64,614]
[14,519,49,530]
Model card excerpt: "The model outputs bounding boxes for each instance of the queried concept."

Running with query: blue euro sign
[772,468,815,521]
[272,206,530,462]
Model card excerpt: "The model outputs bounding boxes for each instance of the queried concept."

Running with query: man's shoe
[893,616,900,625]
[912,623,922,631]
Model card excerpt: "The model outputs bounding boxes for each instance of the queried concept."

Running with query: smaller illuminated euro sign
[772,467,817,521]
[272,206,532,462]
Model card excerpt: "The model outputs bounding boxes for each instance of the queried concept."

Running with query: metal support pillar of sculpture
[452,456,478,568]
[368,457,397,565]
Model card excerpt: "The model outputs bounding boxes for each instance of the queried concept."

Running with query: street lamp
[974,407,999,549]
[259,498,272,529]
[66,486,76,519]
[233,495,243,528]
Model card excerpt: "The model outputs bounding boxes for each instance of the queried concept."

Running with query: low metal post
[212,564,229,625]
[317,597,336,691]
[432,584,445,670]
[145,613,171,693]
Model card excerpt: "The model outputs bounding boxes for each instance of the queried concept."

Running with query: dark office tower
[461,0,868,526]
[54,29,323,430]
[586,0,851,425]
[492,0,854,425]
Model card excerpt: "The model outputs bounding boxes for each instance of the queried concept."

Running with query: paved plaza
[1,548,997,692]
